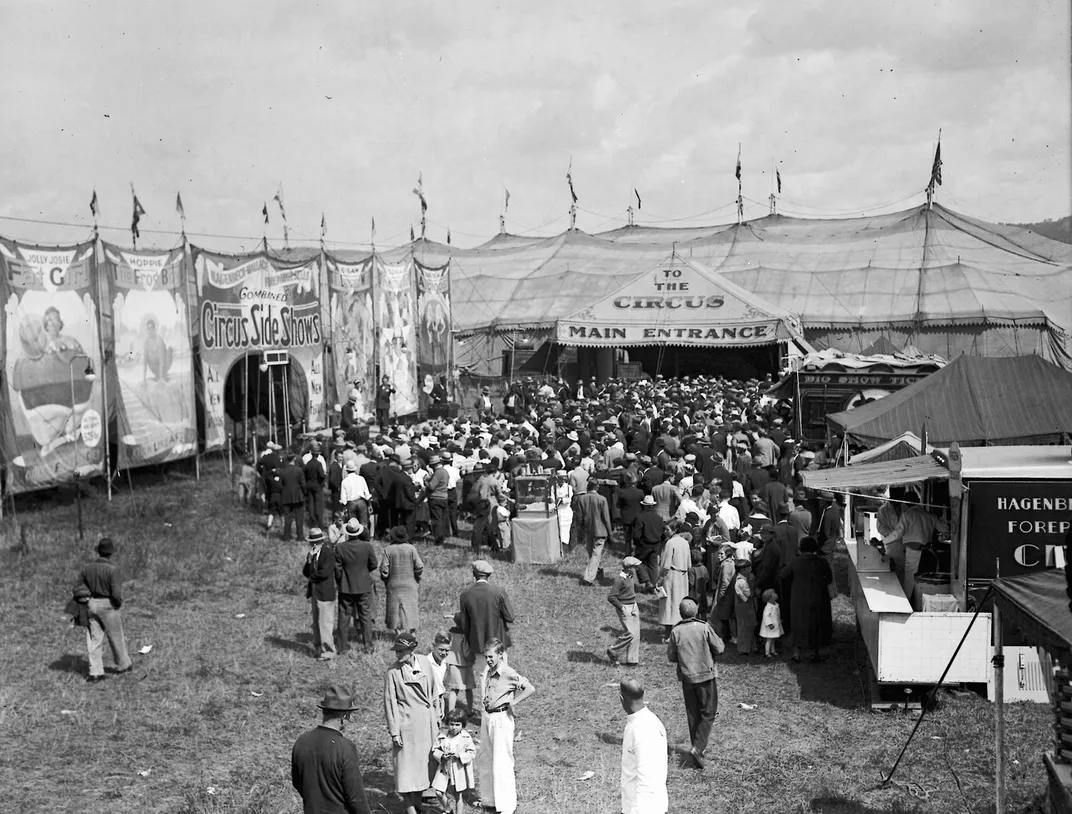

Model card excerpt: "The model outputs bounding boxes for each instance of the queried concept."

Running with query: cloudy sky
[0,0,1067,251]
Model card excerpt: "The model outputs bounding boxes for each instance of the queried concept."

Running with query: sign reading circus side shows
[553,256,799,347]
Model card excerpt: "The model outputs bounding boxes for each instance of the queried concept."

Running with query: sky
[0,0,1068,252]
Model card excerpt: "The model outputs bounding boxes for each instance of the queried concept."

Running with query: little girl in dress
[432,706,477,813]
[760,588,784,658]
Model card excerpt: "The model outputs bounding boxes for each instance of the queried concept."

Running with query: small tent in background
[828,355,1072,448]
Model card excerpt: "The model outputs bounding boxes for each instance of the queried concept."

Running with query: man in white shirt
[716,489,740,537]
[619,678,668,814]
[340,461,372,529]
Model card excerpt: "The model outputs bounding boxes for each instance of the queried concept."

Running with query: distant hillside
[1002,215,1072,245]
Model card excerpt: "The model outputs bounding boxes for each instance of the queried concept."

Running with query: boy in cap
[607,556,642,666]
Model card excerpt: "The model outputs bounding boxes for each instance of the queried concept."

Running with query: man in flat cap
[459,560,516,667]
[292,685,372,814]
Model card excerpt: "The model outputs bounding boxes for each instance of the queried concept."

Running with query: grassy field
[0,459,1053,813]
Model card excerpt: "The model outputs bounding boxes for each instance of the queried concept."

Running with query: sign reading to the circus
[194,250,325,450]
[101,244,197,467]
[0,239,105,493]
[555,258,796,347]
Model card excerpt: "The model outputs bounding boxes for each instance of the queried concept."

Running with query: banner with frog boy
[0,239,105,493]
[100,243,197,468]
[193,249,326,450]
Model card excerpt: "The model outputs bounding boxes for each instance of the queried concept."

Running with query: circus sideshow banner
[327,255,376,420]
[415,258,451,412]
[374,259,419,417]
[193,250,326,450]
[0,239,104,493]
[100,244,197,468]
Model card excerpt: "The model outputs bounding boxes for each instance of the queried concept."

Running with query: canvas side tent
[827,355,1072,448]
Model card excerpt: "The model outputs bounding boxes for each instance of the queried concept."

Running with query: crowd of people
[72,371,858,814]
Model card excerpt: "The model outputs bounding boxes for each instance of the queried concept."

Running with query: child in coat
[687,547,710,618]
[432,706,477,814]
[760,588,784,658]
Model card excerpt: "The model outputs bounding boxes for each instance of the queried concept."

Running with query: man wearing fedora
[303,528,338,660]
[77,537,133,682]
[375,375,395,430]
[281,453,307,542]
[292,685,372,814]
[426,453,451,546]
[340,387,360,431]
[632,495,666,592]
[340,459,372,532]
[334,519,378,655]
[475,385,495,423]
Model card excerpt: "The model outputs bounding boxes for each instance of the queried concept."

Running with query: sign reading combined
[102,244,197,467]
[967,480,1072,582]
[0,239,104,492]
[194,250,326,450]
[554,258,795,347]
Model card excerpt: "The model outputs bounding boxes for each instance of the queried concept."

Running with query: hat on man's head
[348,388,359,403]
[622,556,641,569]
[566,431,579,442]
[640,495,656,507]
[267,441,282,451]
[345,460,357,472]
[97,537,115,556]
[481,385,491,393]
[471,559,494,576]
[524,448,542,461]
[306,528,325,543]
[344,519,364,538]
[391,632,419,652]
[389,526,410,543]
[318,685,361,711]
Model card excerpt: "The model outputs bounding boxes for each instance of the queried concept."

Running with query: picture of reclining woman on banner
[4,290,103,484]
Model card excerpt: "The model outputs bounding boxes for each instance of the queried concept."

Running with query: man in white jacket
[619,678,668,814]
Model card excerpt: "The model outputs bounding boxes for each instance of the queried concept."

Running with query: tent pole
[994,557,1006,814]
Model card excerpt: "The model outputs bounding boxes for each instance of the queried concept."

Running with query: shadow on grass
[639,627,667,644]
[566,650,604,664]
[788,647,862,709]
[807,794,926,813]
[264,634,314,656]
[48,653,87,675]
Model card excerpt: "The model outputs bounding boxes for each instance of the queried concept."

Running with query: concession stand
[803,445,1072,705]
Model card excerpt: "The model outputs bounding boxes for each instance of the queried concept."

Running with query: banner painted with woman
[375,258,419,418]
[0,239,105,493]
[415,257,451,414]
[193,249,326,450]
[327,255,376,421]
[99,243,197,467]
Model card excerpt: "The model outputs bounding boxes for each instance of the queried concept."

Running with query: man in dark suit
[291,685,371,814]
[281,454,307,542]
[359,453,385,538]
[633,495,666,591]
[334,519,378,654]
[617,475,645,549]
[459,560,516,663]
[773,506,801,636]
[328,447,345,518]
[302,527,337,659]
[304,443,327,528]
[574,480,612,586]
[375,376,394,429]
[340,388,359,430]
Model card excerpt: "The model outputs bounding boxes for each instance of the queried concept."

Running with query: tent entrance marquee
[553,253,804,348]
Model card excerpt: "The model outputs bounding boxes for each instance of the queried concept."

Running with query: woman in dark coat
[779,535,833,663]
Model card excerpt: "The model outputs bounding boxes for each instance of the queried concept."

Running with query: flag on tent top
[930,141,942,187]
[176,192,185,220]
[371,216,376,240]
[320,213,326,239]
[735,154,742,182]
[776,169,782,194]
[504,188,510,212]
[410,225,415,242]
[634,188,641,210]
[566,160,578,204]
[131,186,146,241]
[89,189,99,219]
[262,203,269,224]
[274,184,287,222]
[447,228,451,245]
[413,172,428,213]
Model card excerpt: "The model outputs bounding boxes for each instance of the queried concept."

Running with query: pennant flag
[89,189,99,219]
[566,159,578,204]
[447,228,451,245]
[634,188,641,210]
[412,171,428,213]
[131,186,146,241]
[371,216,376,241]
[410,225,415,242]
[274,184,287,222]
[175,192,185,220]
[776,169,782,194]
[930,141,942,187]
[735,152,742,182]
[262,203,269,224]
[320,213,326,239]
[504,188,510,212]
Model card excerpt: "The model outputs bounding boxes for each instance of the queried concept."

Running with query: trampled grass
[0,460,1053,813]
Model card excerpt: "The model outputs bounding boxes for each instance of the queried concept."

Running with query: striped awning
[801,455,949,491]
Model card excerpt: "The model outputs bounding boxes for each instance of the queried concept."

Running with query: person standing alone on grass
[291,685,372,814]
[477,638,535,814]
[334,519,378,655]
[666,597,725,769]
[575,480,612,586]
[77,537,132,682]
[606,556,642,667]
[303,528,337,660]
[619,678,668,814]
[459,559,515,666]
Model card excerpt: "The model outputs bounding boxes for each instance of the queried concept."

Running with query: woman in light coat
[657,524,692,635]
[384,632,442,814]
